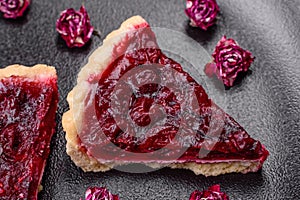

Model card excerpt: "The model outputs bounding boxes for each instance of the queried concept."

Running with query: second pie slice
[62,16,269,176]
[0,64,58,199]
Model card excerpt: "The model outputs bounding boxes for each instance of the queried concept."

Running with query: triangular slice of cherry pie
[0,64,58,199]
[62,16,268,176]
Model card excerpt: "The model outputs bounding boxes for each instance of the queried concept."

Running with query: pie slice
[62,16,269,176]
[0,65,58,199]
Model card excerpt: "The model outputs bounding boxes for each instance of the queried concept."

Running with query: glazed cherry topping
[80,27,268,163]
[0,76,58,199]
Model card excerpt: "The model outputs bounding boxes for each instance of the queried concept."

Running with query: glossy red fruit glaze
[81,27,268,165]
[189,185,229,200]
[0,76,58,199]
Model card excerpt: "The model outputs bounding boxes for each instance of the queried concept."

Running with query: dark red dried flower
[0,0,30,19]
[211,36,255,87]
[189,185,229,200]
[56,6,94,48]
[83,187,119,200]
[185,0,219,30]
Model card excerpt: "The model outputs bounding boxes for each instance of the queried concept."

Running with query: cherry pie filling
[0,76,58,199]
[79,27,268,164]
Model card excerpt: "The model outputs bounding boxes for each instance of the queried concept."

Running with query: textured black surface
[1,0,300,199]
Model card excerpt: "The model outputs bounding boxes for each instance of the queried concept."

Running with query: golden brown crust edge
[62,106,112,172]
[62,16,262,176]
[0,64,56,79]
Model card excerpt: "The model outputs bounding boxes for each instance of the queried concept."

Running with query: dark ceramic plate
[0,0,299,199]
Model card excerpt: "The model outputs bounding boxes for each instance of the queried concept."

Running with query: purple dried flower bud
[189,185,229,200]
[56,6,94,48]
[0,0,30,19]
[185,0,219,30]
[212,36,255,87]
[84,187,119,200]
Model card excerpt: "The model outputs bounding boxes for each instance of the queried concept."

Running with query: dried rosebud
[189,185,229,200]
[185,0,219,30]
[212,36,255,87]
[0,0,30,19]
[83,187,119,200]
[56,6,94,48]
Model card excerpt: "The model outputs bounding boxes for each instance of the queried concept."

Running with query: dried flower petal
[189,185,229,200]
[83,187,119,200]
[185,0,219,30]
[56,6,94,48]
[204,62,217,77]
[0,0,30,19]
[212,36,255,87]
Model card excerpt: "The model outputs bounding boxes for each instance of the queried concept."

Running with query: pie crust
[0,64,56,79]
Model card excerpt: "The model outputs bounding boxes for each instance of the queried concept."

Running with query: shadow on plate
[0,8,30,25]
[184,20,217,46]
